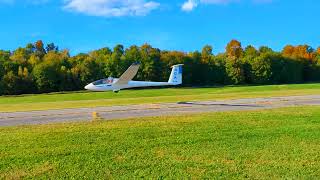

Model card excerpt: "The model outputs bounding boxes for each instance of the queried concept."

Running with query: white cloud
[63,0,160,17]
[181,0,272,11]
[182,0,198,12]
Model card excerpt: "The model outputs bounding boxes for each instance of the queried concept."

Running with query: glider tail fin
[168,64,183,85]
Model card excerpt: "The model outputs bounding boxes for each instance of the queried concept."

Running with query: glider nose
[85,83,94,90]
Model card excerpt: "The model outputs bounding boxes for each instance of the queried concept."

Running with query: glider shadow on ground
[177,102,262,107]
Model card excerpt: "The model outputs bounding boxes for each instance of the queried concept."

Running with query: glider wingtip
[132,61,141,65]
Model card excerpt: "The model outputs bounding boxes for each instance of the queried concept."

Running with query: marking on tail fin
[179,66,182,74]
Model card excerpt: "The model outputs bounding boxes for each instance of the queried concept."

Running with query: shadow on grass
[178,101,262,107]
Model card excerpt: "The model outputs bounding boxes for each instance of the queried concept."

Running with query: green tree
[259,46,273,54]
[46,43,59,52]
[32,62,60,92]
[70,54,106,89]
[250,53,273,84]
[16,66,35,94]
[269,53,303,84]
[124,45,142,78]
[0,52,6,77]
[90,47,112,59]
[200,45,217,84]
[202,45,213,62]
[242,45,259,83]
[25,43,35,55]
[225,58,245,84]
[124,45,141,63]
[211,54,227,84]
[105,44,125,78]
[10,47,29,65]
[0,50,10,61]
[0,59,4,95]
[244,45,259,57]
[2,71,19,95]
[28,54,41,67]
[138,44,162,81]
[187,50,208,85]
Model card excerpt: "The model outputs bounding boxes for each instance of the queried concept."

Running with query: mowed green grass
[1,83,320,112]
[1,106,320,179]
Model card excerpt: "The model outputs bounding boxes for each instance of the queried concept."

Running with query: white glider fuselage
[85,64,183,92]
[85,79,172,92]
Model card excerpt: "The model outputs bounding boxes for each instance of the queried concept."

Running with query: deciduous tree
[226,39,243,59]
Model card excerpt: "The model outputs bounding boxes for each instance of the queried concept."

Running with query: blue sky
[0,0,319,54]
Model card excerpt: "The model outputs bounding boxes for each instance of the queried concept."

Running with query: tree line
[0,40,320,95]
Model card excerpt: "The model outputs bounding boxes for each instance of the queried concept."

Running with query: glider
[85,63,183,93]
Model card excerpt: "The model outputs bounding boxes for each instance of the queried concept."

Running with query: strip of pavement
[1,95,320,127]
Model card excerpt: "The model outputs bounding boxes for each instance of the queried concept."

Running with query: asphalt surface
[1,95,320,127]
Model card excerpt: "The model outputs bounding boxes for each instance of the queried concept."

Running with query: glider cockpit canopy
[92,77,114,85]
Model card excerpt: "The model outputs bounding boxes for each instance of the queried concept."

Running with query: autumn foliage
[0,40,320,95]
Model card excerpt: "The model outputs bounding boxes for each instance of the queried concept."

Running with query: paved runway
[1,95,320,127]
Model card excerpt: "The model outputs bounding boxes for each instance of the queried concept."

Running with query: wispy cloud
[181,0,272,11]
[0,0,50,5]
[63,0,160,17]
[1,0,272,16]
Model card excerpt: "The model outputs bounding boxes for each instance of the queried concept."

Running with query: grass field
[1,83,320,112]
[1,106,320,179]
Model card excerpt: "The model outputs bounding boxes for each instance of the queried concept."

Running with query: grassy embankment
[1,83,320,112]
[1,106,320,179]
